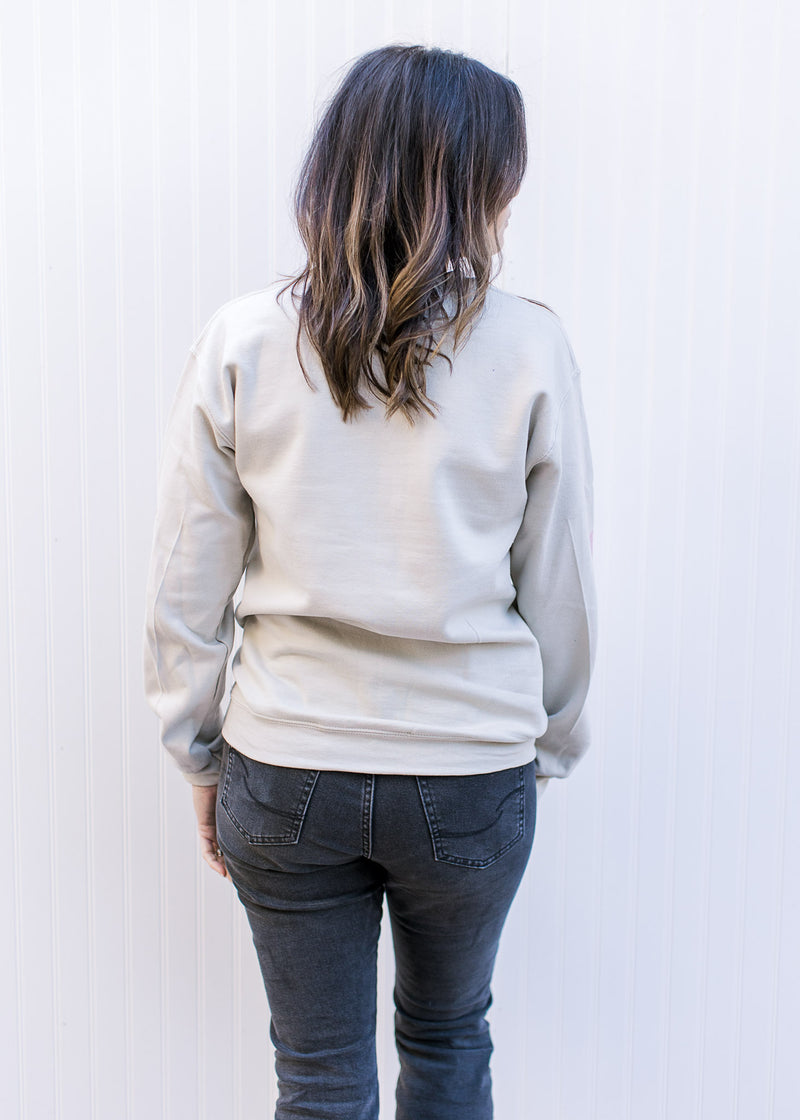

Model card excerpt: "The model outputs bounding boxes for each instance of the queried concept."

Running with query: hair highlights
[277,44,528,423]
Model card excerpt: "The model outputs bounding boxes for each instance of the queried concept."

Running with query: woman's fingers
[202,840,229,878]
[192,785,229,877]
[198,826,228,877]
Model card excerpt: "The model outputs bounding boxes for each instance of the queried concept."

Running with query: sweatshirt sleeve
[143,333,256,786]
[509,367,598,783]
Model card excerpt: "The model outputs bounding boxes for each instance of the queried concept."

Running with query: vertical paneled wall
[1,1,798,1117]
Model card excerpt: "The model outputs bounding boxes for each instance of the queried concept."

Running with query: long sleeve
[509,367,597,783]
[143,336,256,785]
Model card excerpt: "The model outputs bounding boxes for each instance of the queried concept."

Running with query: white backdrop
[2,1,799,1118]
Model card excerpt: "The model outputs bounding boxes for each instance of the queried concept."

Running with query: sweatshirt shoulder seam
[489,286,560,318]
[528,366,582,470]
[184,348,236,450]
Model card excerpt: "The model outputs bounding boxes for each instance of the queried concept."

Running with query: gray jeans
[216,740,537,1120]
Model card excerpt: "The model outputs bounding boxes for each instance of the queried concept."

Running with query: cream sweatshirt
[143,279,597,795]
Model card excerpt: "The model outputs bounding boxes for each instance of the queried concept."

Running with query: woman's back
[146,275,593,781]
[143,42,597,1120]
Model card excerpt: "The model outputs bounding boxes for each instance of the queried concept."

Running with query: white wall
[1,1,798,1117]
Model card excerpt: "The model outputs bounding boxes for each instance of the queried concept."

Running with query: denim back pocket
[220,743,319,845]
[416,766,528,868]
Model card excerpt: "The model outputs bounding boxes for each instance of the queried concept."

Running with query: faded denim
[216,739,537,1120]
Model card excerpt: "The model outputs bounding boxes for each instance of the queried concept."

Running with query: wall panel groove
[2,2,799,1117]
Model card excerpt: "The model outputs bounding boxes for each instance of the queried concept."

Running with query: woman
[144,42,596,1120]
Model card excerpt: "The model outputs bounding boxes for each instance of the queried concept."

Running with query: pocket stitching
[220,746,319,845]
[416,768,526,869]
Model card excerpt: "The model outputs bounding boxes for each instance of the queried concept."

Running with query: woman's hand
[191,784,229,878]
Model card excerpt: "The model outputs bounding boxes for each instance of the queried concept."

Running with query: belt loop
[361,774,375,859]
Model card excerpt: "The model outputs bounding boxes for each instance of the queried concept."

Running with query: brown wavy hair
[276,44,529,424]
